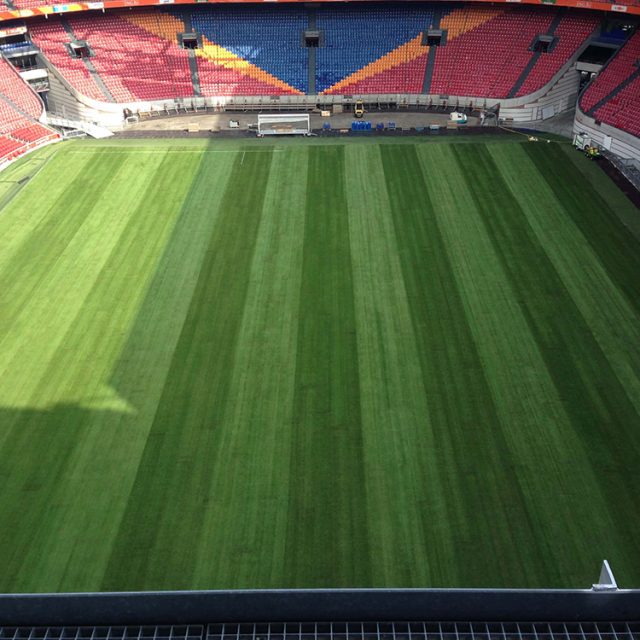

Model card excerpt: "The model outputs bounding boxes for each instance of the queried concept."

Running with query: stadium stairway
[181,13,203,97]
[307,9,317,95]
[421,5,442,94]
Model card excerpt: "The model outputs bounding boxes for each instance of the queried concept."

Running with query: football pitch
[0,136,639,593]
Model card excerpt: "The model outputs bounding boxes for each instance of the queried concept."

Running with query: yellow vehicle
[585,145,601,160]
[354,100,365,118]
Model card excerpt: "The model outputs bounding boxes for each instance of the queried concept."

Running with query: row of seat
[0,135,24,163]
[431,7,554,98]
[27,4,602,103]
[68,13,195,102]
[580,29,640,113]
[592,73,640,138]
[0,55,44,118]
[189,5,308,93]
[28,20,108,101]
[316,5,432,93]
[515,12,599,97]
[0,59,59,165]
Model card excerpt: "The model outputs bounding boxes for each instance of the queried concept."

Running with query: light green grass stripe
[0,151,155,415]
[104,149,239,429]
[190,146,308,589]
[0,151,126,340]
[416,143,627,586]
[0,151,204,593]
[101,148,271,591]
[487,143,640,416]
[344,144,448,586]
[0,145,62,222]
[0,150,174,591]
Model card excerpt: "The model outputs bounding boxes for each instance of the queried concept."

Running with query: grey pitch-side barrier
[0,586,639,627]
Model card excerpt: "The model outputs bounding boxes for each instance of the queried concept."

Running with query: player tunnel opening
[303,29,321,48]
[422,29,447,47]
[178,33,202,50]
[67,41,92,59]
[531,34,557,53]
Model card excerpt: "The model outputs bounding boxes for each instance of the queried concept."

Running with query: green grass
[0,137,639,592]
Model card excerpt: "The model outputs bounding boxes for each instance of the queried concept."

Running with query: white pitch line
[67,148,283,155]
[241,151,245,165]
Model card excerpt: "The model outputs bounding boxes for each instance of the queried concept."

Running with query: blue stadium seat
[316,4,432,92]
[181,5,309,93]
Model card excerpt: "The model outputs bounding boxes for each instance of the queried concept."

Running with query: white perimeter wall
[41,42,585,129]
[573,106,640,164]
[40,40,640,163]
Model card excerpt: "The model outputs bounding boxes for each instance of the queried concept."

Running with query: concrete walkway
[124,110,480,133]
[516,109,575,139]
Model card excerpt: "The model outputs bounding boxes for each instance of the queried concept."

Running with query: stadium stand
[580,29,640,112]
[579,28,640,138]
[5,0,43,9]
[316,4,432,93]
[188,5,308,94]
[0,57,59,164]
[431,6,558,97]
[0,57,45,119]
[64,13,195,101]
[592,74,640,136]
[0,96,26,132]
[28,19,108,101]
[514,12,599,97]
[11,123,54,142]
[0,135,24,160]
[25,4,600,102]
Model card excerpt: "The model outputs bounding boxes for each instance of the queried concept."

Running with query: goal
[257,114,311,136]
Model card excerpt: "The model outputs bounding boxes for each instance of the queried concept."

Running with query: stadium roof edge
[0,0,639,26]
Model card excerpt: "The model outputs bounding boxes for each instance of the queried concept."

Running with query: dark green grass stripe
[452,144,640,575]
[0,152,128,336]
[101,148,273,591]
[524,143,640,315]
[284,146,370,587]
[0,405,85,593]
[380,144,545,587]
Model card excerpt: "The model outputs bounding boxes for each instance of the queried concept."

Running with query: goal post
[257,114,311,136]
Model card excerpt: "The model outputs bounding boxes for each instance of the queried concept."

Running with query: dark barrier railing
[0,587,639,627]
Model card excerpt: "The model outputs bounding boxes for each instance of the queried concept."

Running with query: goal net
[257,114,310,136]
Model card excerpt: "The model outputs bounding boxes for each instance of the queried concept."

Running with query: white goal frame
[257,114,310,136]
